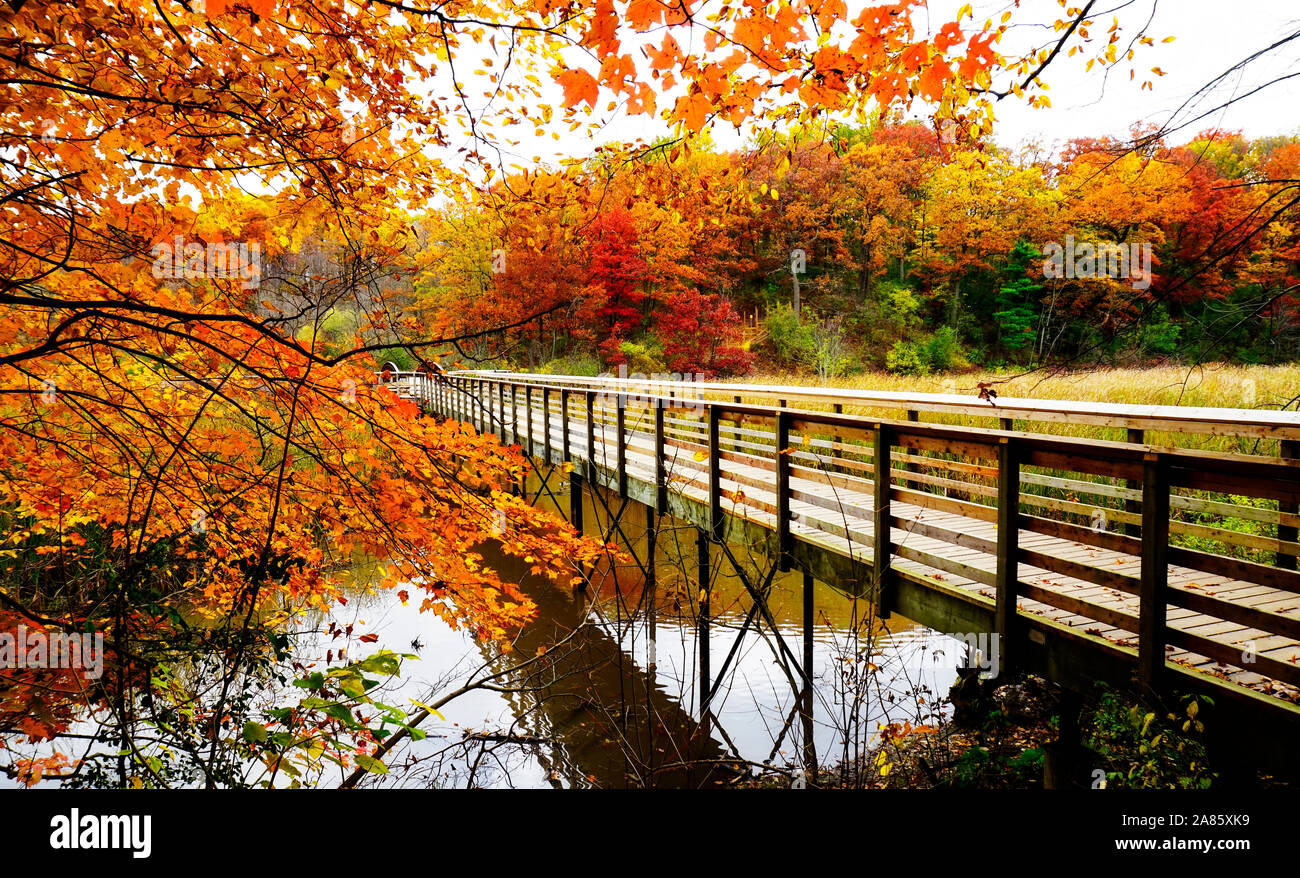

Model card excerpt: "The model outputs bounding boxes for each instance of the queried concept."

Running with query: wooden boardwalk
[385,369,1300,755]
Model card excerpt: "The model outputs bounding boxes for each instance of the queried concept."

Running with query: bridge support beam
[646,504,657,669]
[697,527,711,718]
[802,569,816,780]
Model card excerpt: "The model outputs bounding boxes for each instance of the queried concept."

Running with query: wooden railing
[395,368,1300,703]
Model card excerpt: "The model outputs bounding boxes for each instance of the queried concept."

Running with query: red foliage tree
[657,290,752,378]
[583,210,649,347]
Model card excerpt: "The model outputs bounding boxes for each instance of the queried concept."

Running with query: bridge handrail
[443,369,1300,444]
[426,370,1300,711]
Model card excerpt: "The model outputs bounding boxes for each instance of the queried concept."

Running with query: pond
[308,482,969,789]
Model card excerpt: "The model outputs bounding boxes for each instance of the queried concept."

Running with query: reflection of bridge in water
[386,368,1300,775]
[472,546,732,789]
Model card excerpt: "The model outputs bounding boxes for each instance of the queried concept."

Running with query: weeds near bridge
[1085,685,1216,789]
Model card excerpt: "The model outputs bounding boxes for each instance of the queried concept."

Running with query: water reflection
[315,485,966,789]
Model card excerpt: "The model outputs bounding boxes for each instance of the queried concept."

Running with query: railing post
[995,436,1021,672]
[1280,439,1298,571]
[543,387,551,462]
[585,390,596,484]
[510,383,519,446]
[776,409,792,571]
[1126,427,1145,537]
[525,384,534,458]
[561,388,571,464]
[708,404,721,541]
[654,401,667,515]
[872,423,892,618]
[616,392,627,499]
[1139,453,1170,692]
[496,381,505,441]
[832,402,843,467]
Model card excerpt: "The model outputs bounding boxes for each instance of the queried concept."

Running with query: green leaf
[354,754,389,775]
[242,721,268,744]
[357,652,401,675]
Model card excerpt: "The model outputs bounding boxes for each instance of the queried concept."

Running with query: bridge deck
[554,404,1298,696]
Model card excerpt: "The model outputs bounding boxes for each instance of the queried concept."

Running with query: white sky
[457,0,1300,173]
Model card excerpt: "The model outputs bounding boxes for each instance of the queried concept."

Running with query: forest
[2,0,1298,798]
[398,122,1300,378]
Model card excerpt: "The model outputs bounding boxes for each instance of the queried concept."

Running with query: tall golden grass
[727,363,1300,456]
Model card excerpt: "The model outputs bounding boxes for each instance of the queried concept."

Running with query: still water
[308,484,967,789]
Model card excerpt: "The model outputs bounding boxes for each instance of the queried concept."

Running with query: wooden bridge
[382,368,1300,768]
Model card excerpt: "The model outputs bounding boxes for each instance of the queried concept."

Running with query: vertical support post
[802,569,816,779]
[1280,439,1298,571]
[510,383,518,447]
[585,390,596,484]
[525,385,533,457]
[708,405,721,541]
[832,403,843,467]
[872,424,892,619]
[995,436,1021,674]
[616,393,627,499]
[697,527,711,717]
[570,470,584,533]
[1139,453,1170,692]
[1000,417,1013,432]
[654,402,667,515]
[1126,428,1145,537]
[561,388,571,465]
[543,388,551,463]
[496,381,505,441]
[776,409,792,571]
[646,504,658,669]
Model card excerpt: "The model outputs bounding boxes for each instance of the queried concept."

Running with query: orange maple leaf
[557,68,600,108]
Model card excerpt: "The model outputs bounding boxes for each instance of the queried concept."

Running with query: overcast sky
[467,0,1300,171]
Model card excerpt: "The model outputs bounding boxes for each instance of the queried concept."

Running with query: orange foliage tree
[1,0,1158,786]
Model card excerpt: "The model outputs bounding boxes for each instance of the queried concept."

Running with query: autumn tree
[0,0,1166,785]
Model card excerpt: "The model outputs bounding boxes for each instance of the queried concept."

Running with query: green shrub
[1138,304,1182,356]
[1085,686,1215,789]
[372,345,416,371]
[765,303,815,366]
[618,337,665,374]
[922,326,965,371]
[885,340,929,375]
[537,351,602,376]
